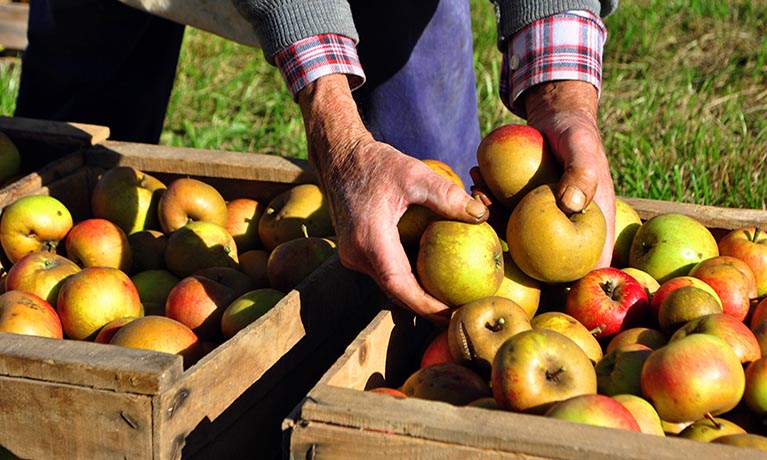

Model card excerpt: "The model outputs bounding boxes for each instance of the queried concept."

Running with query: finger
[417,178,490,224]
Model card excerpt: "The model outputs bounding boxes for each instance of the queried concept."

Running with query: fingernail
[465,196,488,220]
[560,186,586,213]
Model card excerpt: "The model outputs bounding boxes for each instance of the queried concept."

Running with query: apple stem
[486,317,506,332]
[301,224,309,239]
[600,280,616,299]
[703,412,722,429]
[589,325,604,336]
[754,226,763,242]
[546,366,567,382]
[43,241,57,253]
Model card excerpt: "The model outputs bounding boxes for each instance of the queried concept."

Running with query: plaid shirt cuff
[274,34,366,100]
[500,11,607,119]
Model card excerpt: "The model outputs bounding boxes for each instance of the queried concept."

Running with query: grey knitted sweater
[232,0,618,59]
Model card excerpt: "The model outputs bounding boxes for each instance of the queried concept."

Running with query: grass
[1,0,765,209]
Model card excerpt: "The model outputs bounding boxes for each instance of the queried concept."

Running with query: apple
[267,235,337,293]
[130,269,180,309]
[0,195,73,264]
[400,362,491,406]
[605,327,668,354]
[475,123,560,210]
[650,275,722,325]
[640,333,745,423]
[164,221,239,278]
[753,320,767,356]
[109,315,204,368]
[0,290,63,339]
[689,256,756,322]
[529,311,603,364]
[416,220,503,307]
[621,267,660,300]
[225,197,264,252]
[258,183,334,251]
[628,213,718,284]
[0,130,21,184]
[447,296,531,375]
[657,285,723,335]
[595,343,653,396]
[64,218,133,271]
[157,177,228,234]
[165,274,238,343]
[611,394,665,436]
[543,394,642,432]
[398,159,465,247]
[750,297,767,330]
[467,397,500,409]
[670,313,760,364]
[718,226,767,298]
[56,266,143,341]
[506,183,606,284]
[238,249,271,289]
[367,387,408,399]
[90,166,166,235]
[677,415,747,442]
[193,266,258,297]
[565,266,650,339]
[220,287,285,339]
[612,197,643,268]
[491,328,597,414]
[128,229,168,272]
[493,251,541,319]
[743,357,767,417]
[4,251,81,308]
[711,433,767,451]
[420,329,458,368]
[93,316,138,344]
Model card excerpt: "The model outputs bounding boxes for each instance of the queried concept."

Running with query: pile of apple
[0,165,337,368]
[379,124,767,451]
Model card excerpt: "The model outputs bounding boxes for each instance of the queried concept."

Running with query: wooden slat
[0,116,110,146]
[0,3,27,52]
[623,196,767,231]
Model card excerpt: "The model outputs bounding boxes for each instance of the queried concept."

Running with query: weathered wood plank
[0,3,28,52]
[0,116,110,146]
[623,196,767,231]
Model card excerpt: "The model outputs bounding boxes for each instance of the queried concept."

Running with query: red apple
[543,394,642,432]
[751,296,767,330]
[90,166,166,235]
[64,218,132,271]
[225,197,264,252]
[0,290,63,339]
[367,387,407,399]
[4,251,81,308]
[56,266,143,340]
[640,333,745,423]
[565,266,650,340]
[669,313,761,364]
[420,329,457,368]
[93,316,138,344]
[0,195,73,264]
[157,177,228,234]
[689,255,756,322]
[165,274,238,342]
[718,226,767,298]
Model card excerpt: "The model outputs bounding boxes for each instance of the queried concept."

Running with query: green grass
[1,0,765,209]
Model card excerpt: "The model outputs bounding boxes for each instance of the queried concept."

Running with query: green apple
[628,213,718,284]
[130,269,180,307]
[677,416,746,442]
[164,221,239,278]
[0,131,21,184]
[220,288,285,339]
[595,343,653,396]
[416,220,503,307]
[612,197,642,268]
[0,195,73,264]
[543,394,642,432]
[743,357,767,417]
[90,166,166,235]
[493,251,541,319]
[506,183,606,284]
[611,394,665,436]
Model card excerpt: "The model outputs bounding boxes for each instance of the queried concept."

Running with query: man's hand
[297,74,489,321]
[523,80,616,268]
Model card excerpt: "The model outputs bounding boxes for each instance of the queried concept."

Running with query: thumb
[420,178,490,223]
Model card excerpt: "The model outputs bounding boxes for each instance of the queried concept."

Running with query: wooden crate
[0,118,386,460]
[284,203,767,460]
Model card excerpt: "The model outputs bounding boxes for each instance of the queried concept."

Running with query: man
[15,0,618,321]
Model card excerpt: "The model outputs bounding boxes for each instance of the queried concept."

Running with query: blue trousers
[14,0,480,187]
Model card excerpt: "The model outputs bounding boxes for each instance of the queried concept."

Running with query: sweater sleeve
[232,0,359,61]
[493,0,618,49]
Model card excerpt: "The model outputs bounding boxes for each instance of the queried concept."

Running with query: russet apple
[4,251,81,308]
[225,197,264,252]
[158,177,228,234]
[90,166,166,235]
[543,394,642,432]
[628,213,718,284]
[506,183,606,284]
[56,266,144,340]
[64,218,133,271]
[400,362,491,406]
[257,183,334,251]
[670,313,760,364]
[657,285,723,335]
[611,394,665,436]
[565,266,650,339]
[493,251,541,319]
[164,221,239,278]
[718,226,767,298]
[0,195,73,264]
[165,274,238,343]
[491,328,597,414]
[640,333,745,423]
[612,197,643,268]
[266,235,336,293]
[710,433,767,451]
[689,255,756,322]
[447,296,531,375]
[109,315,204,368]
[475,123,560,210]
[0,290,63,339]
[416,220,503,307]
[220,287,285,339]
[650,275,722,326]
[0,131,21,184]
[605,326,668,354]
[529,311,603,364]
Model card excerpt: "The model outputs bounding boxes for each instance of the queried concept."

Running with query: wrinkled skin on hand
[297,74,488,322]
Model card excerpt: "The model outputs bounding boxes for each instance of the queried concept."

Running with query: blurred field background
[1,0,765,209]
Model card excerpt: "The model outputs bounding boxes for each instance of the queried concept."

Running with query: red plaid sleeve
[274,34,366,100]
[500,11,607,119]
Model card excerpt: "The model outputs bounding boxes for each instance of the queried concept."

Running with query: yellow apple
[0,195,73,264]
[90,166,167,235]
